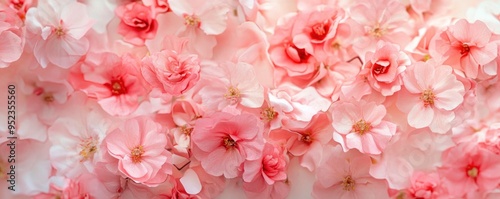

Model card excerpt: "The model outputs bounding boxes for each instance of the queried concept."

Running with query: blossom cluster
[2,0,500,198]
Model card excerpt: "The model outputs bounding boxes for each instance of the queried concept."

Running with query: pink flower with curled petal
[397,61,465,133]
[141,36,200,96]
[6,0,34,19]
[331,99,397,155]
[363,41,409,96]
[406,172,443,199]
[105,116,172,186]
[25,0,94,68]
[430,19,498,79]
[438,142,500,198]
[142,0,169,15]
[191,112,264,178]
[312,145,389,199]
[0,7,24,68]
[243,143,287,185]
[116,1,158,46]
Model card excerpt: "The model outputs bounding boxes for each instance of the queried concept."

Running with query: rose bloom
[141,37,201,96]
[116,1,158,45]
[191,111,265,178]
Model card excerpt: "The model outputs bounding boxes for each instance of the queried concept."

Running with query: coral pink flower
[105,116,172,186]
[0,7,24,68]
[438,143,500,197]
[116,1,158,46]
[398,61,465,133]
[312,145,389,199]
[198,61,264,112]
[25,0,94,68]
[280,112,333,171]
[191,112,264,178]
[6,0,34,19]
[71,53,147,116]
[406,172,443,199]
[430,19,498,79]
[141,36,201,96]
[243,143,287,184]
[331,100,397,155]
[362,41,410,96]
[142,0,169,15]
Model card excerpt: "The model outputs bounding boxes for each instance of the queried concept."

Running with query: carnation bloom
[312,145,389,199]
[430,19,498,79]
[243,143,287,184]
[406,172,442,199]
[331,100,397,155]
[0,7,24,68]
[141,37,201,96]
[105,117,172,186]
[116,1,158,46]
[438,143,500,197]
[25,0,94,68]
[398,61,465,133]
[362,41,409,96]
[191,112,264,178]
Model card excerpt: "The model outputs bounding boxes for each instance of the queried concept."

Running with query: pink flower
[398,61,465,133]
[168,0,230,35]
[430,19,498,79]
[406,172,442,199]
[25,0,94,68]
[141,37,201,96]
[0,7,24,68]
[191,112,264,178]
[281,112,333,171]
[105,116,172,186]
[312,145,389,199]
[243,143,287,184]
[142,0,169,15]
[438,143,500,197]
[6,0,34,19]
[363,41,409,96]
[71,53,147,116]
[331,100,397,154]
[116,1,158,46]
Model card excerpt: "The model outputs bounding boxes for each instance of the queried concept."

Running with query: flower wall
[1,0,500,198]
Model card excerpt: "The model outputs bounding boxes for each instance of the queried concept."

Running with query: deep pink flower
[105,116,172,186]
[438,143,500,197]
[331,100,397,155]
[191,112,264,178]
[116,1,158,46]
[406,172,442,199]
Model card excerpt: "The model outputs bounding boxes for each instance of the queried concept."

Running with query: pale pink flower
[312,145,389,199]
[430,19,498,79]
[141,36,201,96]
[190,112,264,178]
[168,0,230,35]
[331,100,397,155]
[105,116,172,186]
[398,61,465,133]
[348,0,414,55]
[198,61,264,113]
[281,112,333,171]
[116,1,158,46]
[438,143,500,197]
[362,41,410,96]
[0,7,24,68]
[25,0,94,68]
[243,180,290,199]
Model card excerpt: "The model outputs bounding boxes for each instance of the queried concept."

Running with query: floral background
[1,0,500,198]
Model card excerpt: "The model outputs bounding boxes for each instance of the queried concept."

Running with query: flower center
[372,62,389,75]
[342,175,356,191]
[260,107,278,122]
[466,165,479,178]
[79,137,98,162]
[300,133,313,143]
[310,22,330,41]
[353,119,371,135]
[369,26,385,38]
[285,43,310,63]
[460,43,470,55]
[106,79,127,95]
[224,86,241,104]
[43,94,54,103]
[181,126,193,136]
[184,15,200,27]
[54,27,65,37]
[223,137,237,149]
[130,146,145,163]
[421,89,435,107]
